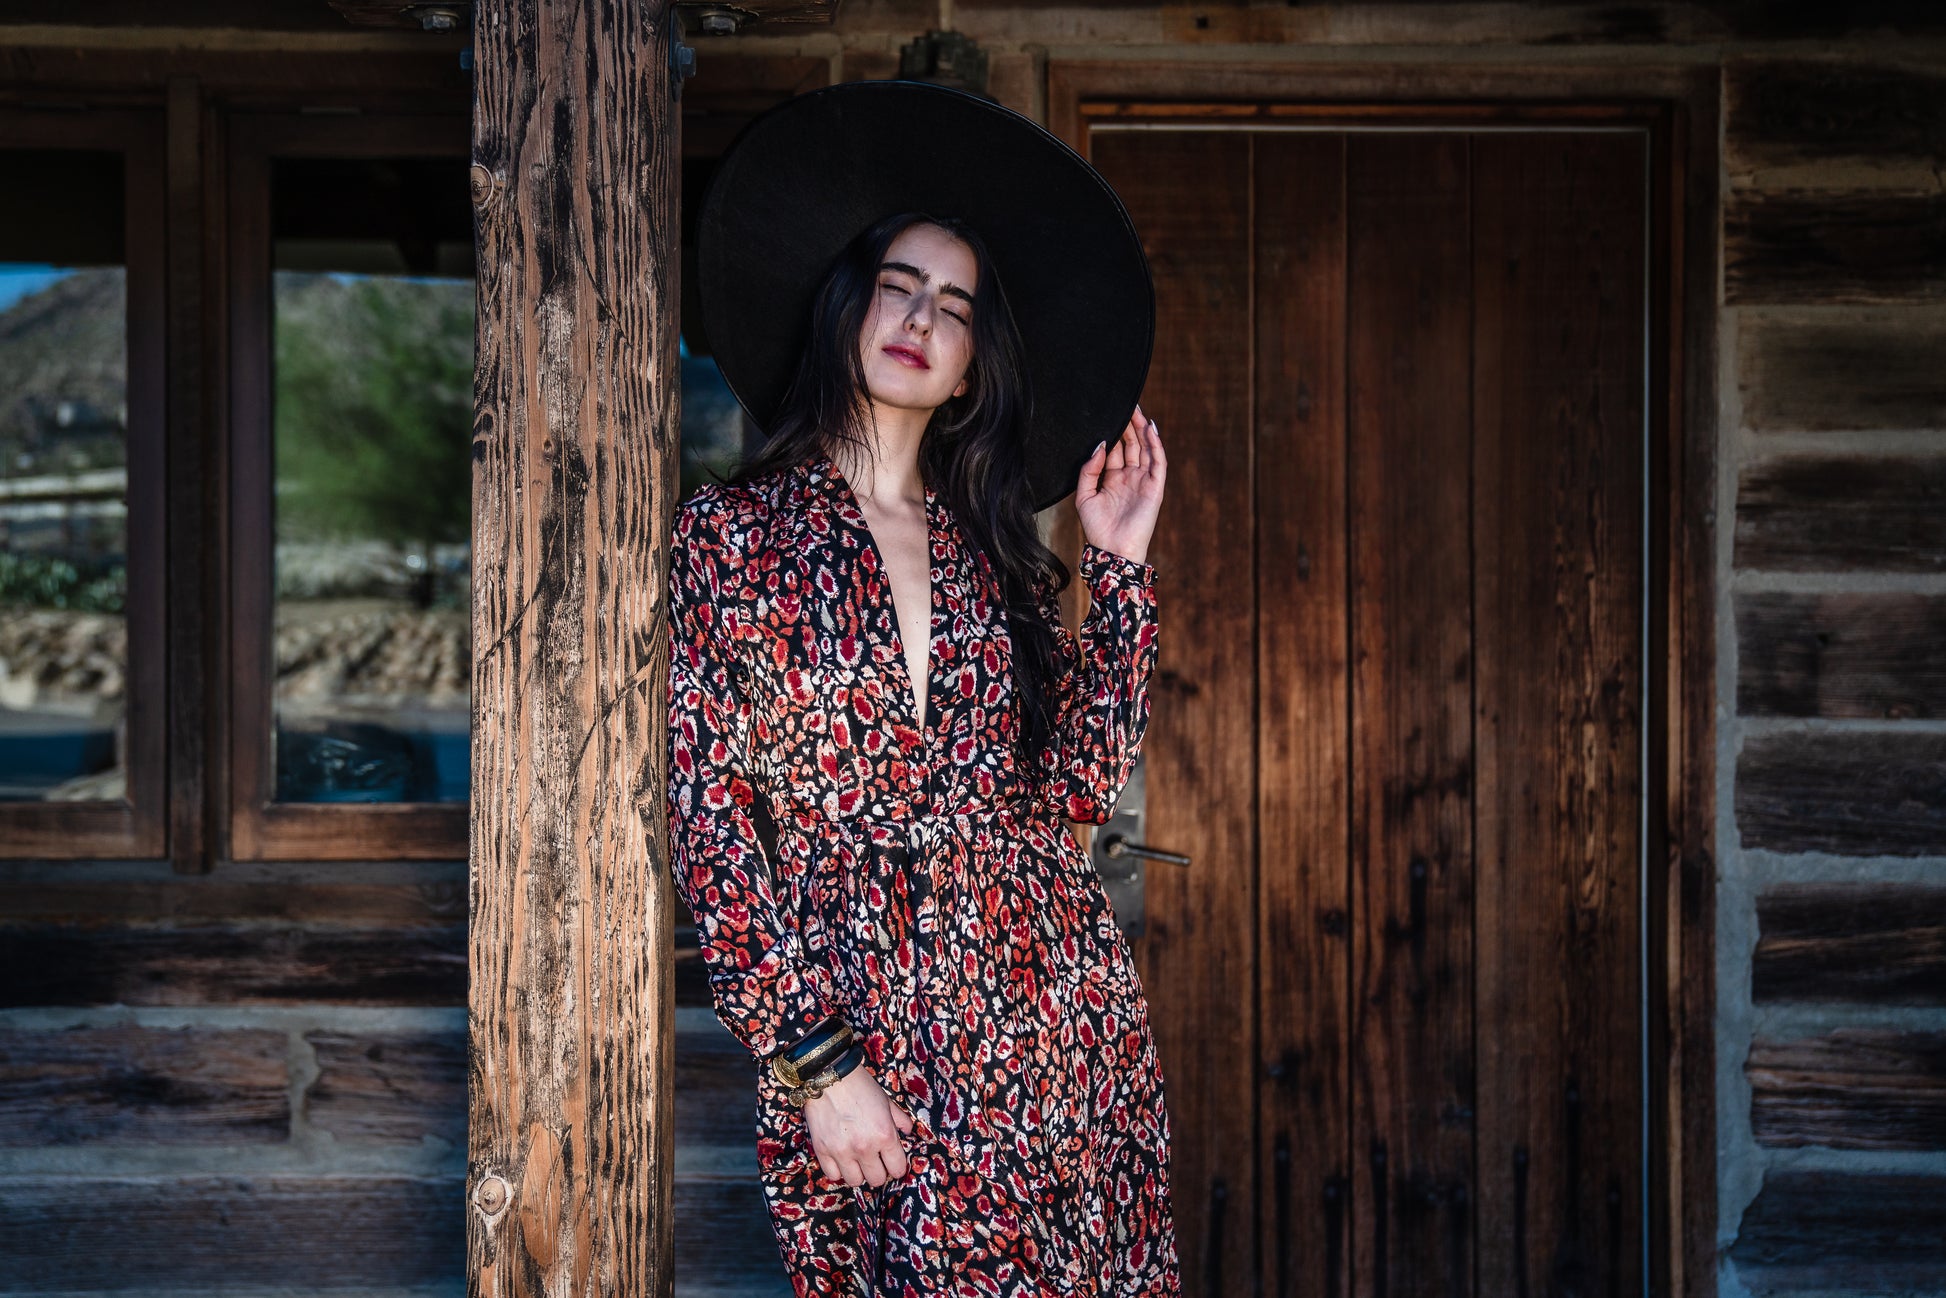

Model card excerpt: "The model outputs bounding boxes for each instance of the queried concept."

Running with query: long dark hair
[727,211,1071,770]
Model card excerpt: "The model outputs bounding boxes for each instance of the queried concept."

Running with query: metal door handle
[1098,832,1190,867]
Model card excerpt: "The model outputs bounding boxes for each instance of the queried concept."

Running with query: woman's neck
[830,409,928,507]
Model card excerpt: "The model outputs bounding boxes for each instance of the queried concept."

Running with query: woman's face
[856,221,978,415]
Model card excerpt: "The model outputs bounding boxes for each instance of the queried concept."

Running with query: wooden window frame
[225,111,471,861]
[0,107,168,859]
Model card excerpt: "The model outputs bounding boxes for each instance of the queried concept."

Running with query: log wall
[1717,46,1946,1298]
[2,4,1944,1296]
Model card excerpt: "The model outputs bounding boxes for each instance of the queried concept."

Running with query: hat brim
[697,79,1155,514]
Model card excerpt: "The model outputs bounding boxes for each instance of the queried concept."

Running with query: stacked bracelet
[769,1014,855,1089]
[786,1039,867,1108]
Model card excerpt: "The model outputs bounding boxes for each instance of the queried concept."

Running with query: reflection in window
[271,157,474,804]
[267,158,755,806]
[0,150,128,802]
[681,335,749,499]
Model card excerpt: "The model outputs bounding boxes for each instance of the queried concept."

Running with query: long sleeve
[666,493,834,1062]
[1029,540,1161,825]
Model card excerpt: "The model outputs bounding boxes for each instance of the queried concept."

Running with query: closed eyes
[880,279,969,326]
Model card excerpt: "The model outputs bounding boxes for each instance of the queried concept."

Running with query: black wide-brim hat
[697,79,1155,513]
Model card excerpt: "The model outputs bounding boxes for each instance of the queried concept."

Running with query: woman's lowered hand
[803,1064,916,1189]
[1075,402,1166,566]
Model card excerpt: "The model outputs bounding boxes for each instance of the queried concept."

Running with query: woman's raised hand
[1075,403,1166,567]
[803,1063,916,1189]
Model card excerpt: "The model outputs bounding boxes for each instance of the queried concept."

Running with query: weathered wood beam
[1725,190,1946,305]
[0,1025,290,1145]
[1734,455,1946,573]
[1726,57,1946,190]
[1748,1030,1946,1150]
[1736,732,1946,856]
[0,923,467,1006]
[1755,884,1946,1003]
[328,0,836,31]
[468,0,681,1294]
[1728,1171,1946,1294]
[1738,308,1946,433]
[0,1174,785,1292]
[1737,592,1946,719]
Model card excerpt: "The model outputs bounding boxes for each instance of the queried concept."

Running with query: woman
[669,82,1178,1296]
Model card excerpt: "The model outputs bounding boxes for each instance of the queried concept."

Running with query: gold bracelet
[769,1022,855,1089]
[787,1063,843,1107]
[786,1040,866,1107]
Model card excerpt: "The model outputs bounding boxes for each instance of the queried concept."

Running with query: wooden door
[1092,124,1649,1298]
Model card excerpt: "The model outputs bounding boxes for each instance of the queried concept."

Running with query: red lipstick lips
[883,344,929,370]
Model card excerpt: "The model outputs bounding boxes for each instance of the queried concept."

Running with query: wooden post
[468,2,678,1294]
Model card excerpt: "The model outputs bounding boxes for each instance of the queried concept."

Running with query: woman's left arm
[1030,402,1167,823]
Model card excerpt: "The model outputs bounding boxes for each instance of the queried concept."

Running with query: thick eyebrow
[878,259,976,309]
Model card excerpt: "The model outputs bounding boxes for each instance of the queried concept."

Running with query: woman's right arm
[666,492,836,1063]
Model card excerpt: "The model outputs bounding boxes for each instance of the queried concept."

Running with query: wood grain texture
[1754,884,1946,1004]
[1726,57,1946,190]
[0,1177,460,1289]
[1725,190,1946,305]
[0,868,467,924]
[0,1025,289,1145]
[0,1174,785,1292]
[469,0,679,1293]
[305,1020,756,1152]
[1727,1171,1946,1294]
[165,74,213,874]
[1734,456,1946,573]
[1472,129,1647,1298]
[1090,126,1257,1297]
[307,1029,466,1145]
[1347,132,1475,1298]
[1738,309,1946,433]
[1737,592,1946,719]
[1735,731,1946,856]
[1253,130,1352,1298]
[1748,1030,1946,1149]
[0,109,168,858]
[0,923,466,1007]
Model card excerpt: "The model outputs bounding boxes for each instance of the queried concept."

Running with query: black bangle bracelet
[828,1039,866,1081]
[780,1014,850,1068]
[786,1034,852,1084]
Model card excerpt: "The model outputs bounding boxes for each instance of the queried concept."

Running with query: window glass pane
[268,154,753,806]
[0,149,128,803]
[271,156,474,804]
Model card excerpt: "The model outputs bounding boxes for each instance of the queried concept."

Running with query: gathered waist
[774,791,1046,836]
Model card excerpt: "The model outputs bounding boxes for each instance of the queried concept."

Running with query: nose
[904,294,933,336]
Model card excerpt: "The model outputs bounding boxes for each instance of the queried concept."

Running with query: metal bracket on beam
[669,10,699,100]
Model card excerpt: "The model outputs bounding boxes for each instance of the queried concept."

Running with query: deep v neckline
[816,451,940,737]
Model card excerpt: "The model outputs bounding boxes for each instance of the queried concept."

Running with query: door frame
[1047,60,1721,1298]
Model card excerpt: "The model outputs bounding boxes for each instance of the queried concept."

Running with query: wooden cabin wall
[1,5,1943,1297]
[1717,52,1946,1298]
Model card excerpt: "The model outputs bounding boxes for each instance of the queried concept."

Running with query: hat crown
[697,79,1154,513]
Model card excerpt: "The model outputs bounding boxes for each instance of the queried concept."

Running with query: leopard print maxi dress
[666,449,1181,1297]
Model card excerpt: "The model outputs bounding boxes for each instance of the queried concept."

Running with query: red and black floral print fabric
[666,449,1180,1296]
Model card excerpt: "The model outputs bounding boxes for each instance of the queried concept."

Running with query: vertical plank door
[1345,132,1479,1298]
[1090,128,1260,1296]
[1470,130,1647,1296]
[1093,121,1649,1298]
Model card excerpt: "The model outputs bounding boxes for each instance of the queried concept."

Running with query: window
[0,114,165,857]
[227,116,473,860]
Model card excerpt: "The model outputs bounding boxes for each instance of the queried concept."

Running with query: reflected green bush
[0,552,124,612]
[274,273,474,550]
